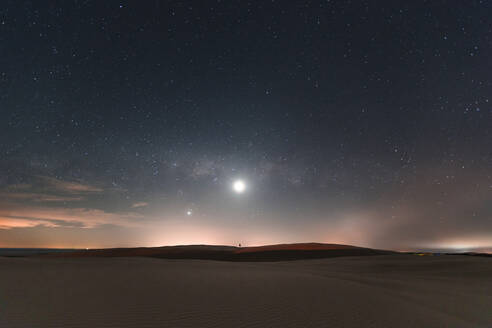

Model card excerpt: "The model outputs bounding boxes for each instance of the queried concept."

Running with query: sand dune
[1,254,491,327]
[42,243,393,261]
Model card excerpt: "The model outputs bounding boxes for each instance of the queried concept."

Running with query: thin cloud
[0,218,59,229]
[0,176,140,231]
[0,176,107,206]
[0,206,143,230]
[37,176,103,193]
[131,202,149,208]
[0,192,84,202]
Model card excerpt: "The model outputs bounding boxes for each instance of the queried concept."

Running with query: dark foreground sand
[1,255,491,327]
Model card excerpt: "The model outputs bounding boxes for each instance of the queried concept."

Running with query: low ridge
[42,243,394,261]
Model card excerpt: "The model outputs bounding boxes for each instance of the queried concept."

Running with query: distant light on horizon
[424,239,492,252]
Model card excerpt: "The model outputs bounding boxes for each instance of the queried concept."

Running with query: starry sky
[1,1,491,251]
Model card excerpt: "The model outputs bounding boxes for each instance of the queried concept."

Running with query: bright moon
[233,180,246,193]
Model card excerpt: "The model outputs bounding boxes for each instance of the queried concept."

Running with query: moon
[233,180,246,193]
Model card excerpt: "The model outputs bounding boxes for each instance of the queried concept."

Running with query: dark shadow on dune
[39,243,395,261]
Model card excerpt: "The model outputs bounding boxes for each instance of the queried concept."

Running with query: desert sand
[1,254,491,327]
[41,243,393,261]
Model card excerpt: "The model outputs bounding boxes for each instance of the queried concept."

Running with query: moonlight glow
[233,180,246,193]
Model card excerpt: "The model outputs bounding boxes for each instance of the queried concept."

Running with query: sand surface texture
[1,255,491,327]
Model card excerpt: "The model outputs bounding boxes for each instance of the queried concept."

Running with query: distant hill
[41,243,395,261]
[445,252,492,258]
[0,248,78,257]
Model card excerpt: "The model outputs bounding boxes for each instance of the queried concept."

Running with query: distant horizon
[1,241,491,254]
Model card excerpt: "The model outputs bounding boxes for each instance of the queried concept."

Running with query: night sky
[1,1,491,251]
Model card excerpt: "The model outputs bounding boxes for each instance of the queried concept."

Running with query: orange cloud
[0,206,143,230]
[0,176,141,231]
[0,218,59,229]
